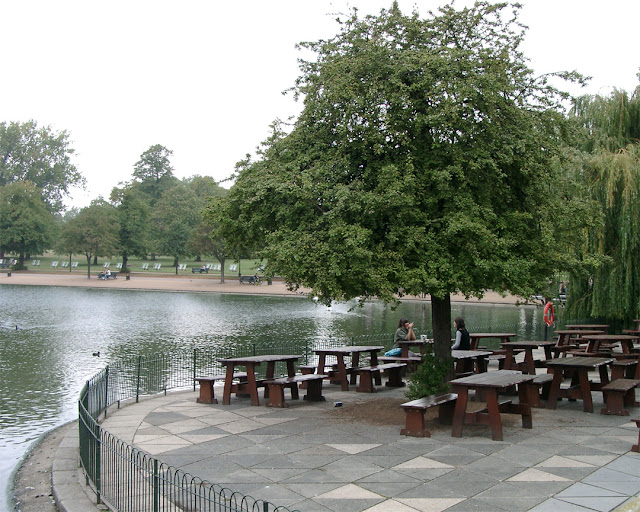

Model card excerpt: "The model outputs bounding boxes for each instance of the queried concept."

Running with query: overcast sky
[1,0,638,210]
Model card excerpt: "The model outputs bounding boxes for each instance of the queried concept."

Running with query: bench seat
[378,355,421,372]
[192,267,209,273]
[195,373,248,404]
[265,373,327,408]
[355,363,407,393]
[400,393,458,437]
[524,373,553,408]
[601,378,640,416]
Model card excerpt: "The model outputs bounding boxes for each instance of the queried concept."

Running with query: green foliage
[567,83,640,322]
[132,144,178,205]
[150,184,201,271]
[0,120,84,213]
[405,349,452,400]
[216,2,581,360]
[0,181,56,262]
[58,201,118,276]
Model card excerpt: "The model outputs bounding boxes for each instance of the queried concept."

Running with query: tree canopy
[567,83,640,322]
[216,1,580,359]
[0,120,84,213]
[0,181,56,265]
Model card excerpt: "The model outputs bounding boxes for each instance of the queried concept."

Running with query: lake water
[0,284,550,510]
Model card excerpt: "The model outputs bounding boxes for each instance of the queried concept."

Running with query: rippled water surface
[0,284,547,509]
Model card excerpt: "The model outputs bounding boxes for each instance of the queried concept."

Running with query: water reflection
[0,284,545,510]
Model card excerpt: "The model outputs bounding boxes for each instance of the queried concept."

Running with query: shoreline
[0,271,522,305]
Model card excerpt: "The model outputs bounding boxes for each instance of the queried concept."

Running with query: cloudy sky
[1,0,638,209]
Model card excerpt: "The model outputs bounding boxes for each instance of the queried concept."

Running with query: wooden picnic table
[500,340,556,374]
[579,334,639,355]
[218,354,301,406]
[544,356,614,412]
[450,370,536,441]
[396,339,425,358]
[468,333,517,350]
[565,324,610,332]
[552,329,605,358]
[452,350,492,374]
[314,345,383,391]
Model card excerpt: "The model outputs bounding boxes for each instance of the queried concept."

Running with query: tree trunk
[93,255,98,266]
[122,254,129,272]
[431,294,452,363]
[68,254,72,272]
[175,258,179,275]
[86,255,92,278]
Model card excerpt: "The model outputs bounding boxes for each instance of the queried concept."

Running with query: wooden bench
[612,359,639,380]
[524,373,553,408]
[378,355,421,372]
[265,373,327,408]
[355,363,407,393]
[600,379,640,416]
[192,267,209,273]
[195,372,248,404]
[632,418,640,452]
[400,393,458,437]
[299,363,342,387]
[239,275,258,284]
[98,271,118,280]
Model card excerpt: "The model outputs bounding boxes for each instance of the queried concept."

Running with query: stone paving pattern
[96,369,640,512]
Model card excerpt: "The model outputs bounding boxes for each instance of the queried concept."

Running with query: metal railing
[78,322,573,511]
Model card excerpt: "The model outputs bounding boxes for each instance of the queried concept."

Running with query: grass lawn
[16,254,264,277]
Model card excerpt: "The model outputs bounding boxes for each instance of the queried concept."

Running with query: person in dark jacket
[451,317,470,350]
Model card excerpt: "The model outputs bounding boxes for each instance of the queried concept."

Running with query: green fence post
[104,366,109,418]
[94,422,101,505]
[136,355,142,403]
[193,349,197,391]
[153,458,160,512]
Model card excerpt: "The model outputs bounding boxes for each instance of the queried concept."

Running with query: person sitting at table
[385,317,417,356]
[451,317,470,350]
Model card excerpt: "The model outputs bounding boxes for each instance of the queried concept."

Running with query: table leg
[599,365,610,387]
[222,364,235,405]
[336,355,349,391]
[246,364,260,406]
[350,353,360,385]
[370,350,379,366]
[486,389,503,441]
[578,369,593,412]
[543,345,552,360]
[401,345,409,358]
[287,359,299,400]
[517,384,533,429]
[524,348,536,375]
[546,369,564,410]
[476,356,488,373]
[503,347,515,371]
[451,386,468,438]
[317,353,326,375]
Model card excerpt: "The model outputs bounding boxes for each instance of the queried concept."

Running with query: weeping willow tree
[568,79,640,322]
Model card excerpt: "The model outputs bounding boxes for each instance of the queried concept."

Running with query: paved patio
[88,372,640,512]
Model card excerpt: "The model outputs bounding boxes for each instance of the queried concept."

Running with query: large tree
[150,184,201,273]
[59,201,118,277]
[0,120,84,213]
[132,144,178,205]
[0,181,56,266]
[567,82,640,323]
[113,188,150,272]
[217,2,580,361]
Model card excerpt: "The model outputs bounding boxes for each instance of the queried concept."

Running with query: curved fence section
[77,322,575,511]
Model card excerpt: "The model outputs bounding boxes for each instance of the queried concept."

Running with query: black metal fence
[77,322,576,511]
